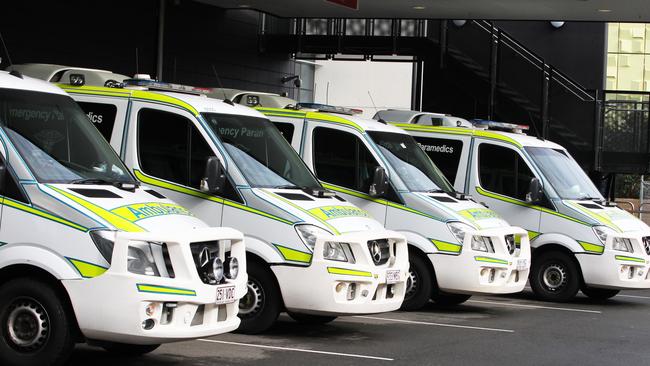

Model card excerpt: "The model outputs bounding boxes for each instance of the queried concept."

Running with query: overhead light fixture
[239,4,250,8]
[550,21,565,28]
[413,6,426,10]
[452,20,467,27]
[598,9,612,12]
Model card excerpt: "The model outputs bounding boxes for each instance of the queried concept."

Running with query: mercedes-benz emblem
[370,241,382,263]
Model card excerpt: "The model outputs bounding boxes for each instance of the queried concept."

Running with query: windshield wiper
[424,189,446,193]
[272,184,308,190]
[575,195,602,201]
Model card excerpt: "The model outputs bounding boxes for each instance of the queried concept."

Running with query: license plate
[516,259,529,271]
[216,285,236,305]
[386,270,401,284]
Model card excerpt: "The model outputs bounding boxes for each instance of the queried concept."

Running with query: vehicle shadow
[492,291,647,308]
[67,345,184,366]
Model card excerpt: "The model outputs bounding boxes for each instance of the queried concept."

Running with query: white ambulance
[42,72,408,333]
[256,105,531,309]
[0,70,246,366]
[392,113,650,301]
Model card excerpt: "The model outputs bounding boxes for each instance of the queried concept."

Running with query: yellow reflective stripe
[110,202,192,222]
[476,187,589,225]
[67,258,107,278]
[327,267,373,277]
[615,255,646,263]
[578,241,605,254]
[322,183,445,221]
[3,197,87,232]
[274,244,312,263]
[474,256,509,265]
[431,239,462,253]
[264,190,340,234]
[136,284,196,296]
[58,84,132,97]
[131,90,199,116]
[48,186,144,232]
[308,205,370,221]
[305,111,364,132]
[256,107,307,117]
[391,123,522,146]
[528,230,541,241]
[474,130,522,147]
[134,170,294,225]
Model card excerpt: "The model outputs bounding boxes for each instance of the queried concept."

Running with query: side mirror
[200,156,226,194]
[369,166,389,198]
[526,177,543,204]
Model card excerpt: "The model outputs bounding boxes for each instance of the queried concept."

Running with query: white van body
[0,71,246,365]
[374,110,473,128]
[393,119,650,301]
[256,106,531,309]
[53,78,408,333]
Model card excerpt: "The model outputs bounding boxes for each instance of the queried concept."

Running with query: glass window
[478,143,535,201]
[0,89,134,185]
[412,136,463,186]
[272,122,295,143]
[203,113,321,189]
[76,102,117,142]
[525,147,602,200]
[313,127,380,193]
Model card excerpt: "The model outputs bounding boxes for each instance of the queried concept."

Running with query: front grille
[505,235,516,255]
[643,236,650,256]
[190,241,223,285]
[368,239,390,265]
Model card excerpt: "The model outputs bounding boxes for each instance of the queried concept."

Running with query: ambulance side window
[412,136,463,183]
[313,127,379,193]
[75,102,117,142]
[272,122,295,143]
[138,109,241,202]
[478,143,535,201]
[1,163,28,204]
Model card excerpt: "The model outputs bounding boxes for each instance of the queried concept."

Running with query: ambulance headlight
[593,225,615,244]
[471,236,494,253]
[128,242,161,277]
[323,242,355,263]
[295,225,332,251]
[447,222,474,244]
[612,237,633,253]
[89,230,117,263]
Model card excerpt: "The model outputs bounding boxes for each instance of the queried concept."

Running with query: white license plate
[216,285,236,305]
[516,259,529,271]
[386,270,401,284]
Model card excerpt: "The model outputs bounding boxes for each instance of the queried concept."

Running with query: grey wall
[0,0,313,101]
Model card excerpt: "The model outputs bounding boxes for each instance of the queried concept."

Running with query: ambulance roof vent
[122,78,212,96]
[470,119,529,134]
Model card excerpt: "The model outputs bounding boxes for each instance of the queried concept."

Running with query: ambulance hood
[563,200,650,233]
[256,188,385,234]
[413,192,511,230]
[38,184,208,233]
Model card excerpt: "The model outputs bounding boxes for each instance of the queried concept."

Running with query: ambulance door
[303,121,388,223]
[468,140,542,234]
[127,103,236,227]
[410,132,471,192]
[68,94,129,154]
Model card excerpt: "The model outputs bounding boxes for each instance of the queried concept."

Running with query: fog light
[212,257,224,282]
[142,319,155,330]
[145,302,158,317]
[362,289,369,297]
[335,282,345,293]
[225,257,239,279]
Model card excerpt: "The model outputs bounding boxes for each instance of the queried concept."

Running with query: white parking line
[618,294,650,299]
[197,339,393,361]
[353,316,514,333]
[467,299,601,314]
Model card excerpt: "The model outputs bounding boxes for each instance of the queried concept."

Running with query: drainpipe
[156,0,166,81]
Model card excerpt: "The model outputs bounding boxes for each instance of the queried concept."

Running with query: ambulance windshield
[367,131,454,194]
[0,88,135,184]
[202,113,322,189]
[525,147,603,200]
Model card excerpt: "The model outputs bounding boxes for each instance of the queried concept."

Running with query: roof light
[471,119,529,134]
[123,78,211,95]
[296,103,362,115]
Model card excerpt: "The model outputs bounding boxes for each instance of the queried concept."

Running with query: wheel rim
[405,269,419,300]
[4,297,49,352]
[239,278,264,317]
[542,264,567,292]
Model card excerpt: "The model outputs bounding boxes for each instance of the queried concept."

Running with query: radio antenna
[211,64,234,106]
[0,32,13,67]
[368,90,378,113]
[527,111,544,141]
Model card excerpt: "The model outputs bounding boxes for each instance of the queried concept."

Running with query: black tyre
[102,342,160,356]
[431,293,471,306]
[400,252,433,311]
[530,250,580,302]
[581,286,620,301]
[0,278,75,366]
[236,259,281,334]
[287,312,337,324]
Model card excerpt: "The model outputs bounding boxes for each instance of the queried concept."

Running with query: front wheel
[102,343,160,355]
[0,278,75,366]
[236,260,281,334]
[287,312,337,324]
[400,253,433,311]
[431,293,471,306]
[581,286,620,301]
[530,251,580,302]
